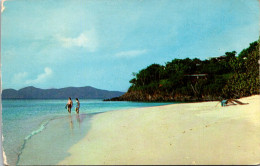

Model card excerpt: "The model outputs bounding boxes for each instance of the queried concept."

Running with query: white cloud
[12,72,28,83]
[115,49,147,58]
[25,67,53,84]
[58,29,98,52]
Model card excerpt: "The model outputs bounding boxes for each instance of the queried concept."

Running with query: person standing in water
[75,98,80,114]
[66,97,73,113]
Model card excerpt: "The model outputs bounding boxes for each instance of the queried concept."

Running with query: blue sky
[1,0,259,92]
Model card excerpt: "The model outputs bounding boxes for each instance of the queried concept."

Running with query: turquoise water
[2,99,175,165]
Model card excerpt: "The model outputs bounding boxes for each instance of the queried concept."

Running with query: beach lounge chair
[220,99,248,107]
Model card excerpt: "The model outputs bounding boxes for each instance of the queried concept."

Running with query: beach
[59,95,260,165]
[2,99,172,165]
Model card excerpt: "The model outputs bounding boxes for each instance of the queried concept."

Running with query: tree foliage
[128,40,259,101]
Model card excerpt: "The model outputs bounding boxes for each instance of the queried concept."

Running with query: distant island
[2,86,125,99]
[105,40,259,102]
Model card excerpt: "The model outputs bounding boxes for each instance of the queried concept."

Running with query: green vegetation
[115,40,259,101]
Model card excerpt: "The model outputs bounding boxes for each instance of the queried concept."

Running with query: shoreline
[59,95,260,165]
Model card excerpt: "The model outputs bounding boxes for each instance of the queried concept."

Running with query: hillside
[105,40,259,102]
[2,86,125,99]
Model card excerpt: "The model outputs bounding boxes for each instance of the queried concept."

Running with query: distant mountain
[2,86,125,99]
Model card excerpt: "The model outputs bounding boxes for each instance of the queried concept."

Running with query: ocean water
[2,99,176,165]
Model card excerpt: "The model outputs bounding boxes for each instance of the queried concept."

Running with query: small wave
[24,120,49,140]
[14,114,80,165]
[15,117,57,165]
[14,114,94,165]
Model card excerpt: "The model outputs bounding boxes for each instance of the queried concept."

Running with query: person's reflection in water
[69,114,73,130]
[76,113,81,127]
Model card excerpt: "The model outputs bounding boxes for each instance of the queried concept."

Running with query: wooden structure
[184,74,208,79]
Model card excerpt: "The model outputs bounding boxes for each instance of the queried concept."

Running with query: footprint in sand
[205,125,209,127]
[190,128,193,131]
[182,131,186,133]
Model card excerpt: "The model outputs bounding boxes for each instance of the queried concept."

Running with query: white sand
[59,95,260,165]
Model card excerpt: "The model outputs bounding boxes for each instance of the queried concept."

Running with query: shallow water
[2,99,176,165]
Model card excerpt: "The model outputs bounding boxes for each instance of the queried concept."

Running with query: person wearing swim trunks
[75,98,80,114]
[66,97,73,113]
